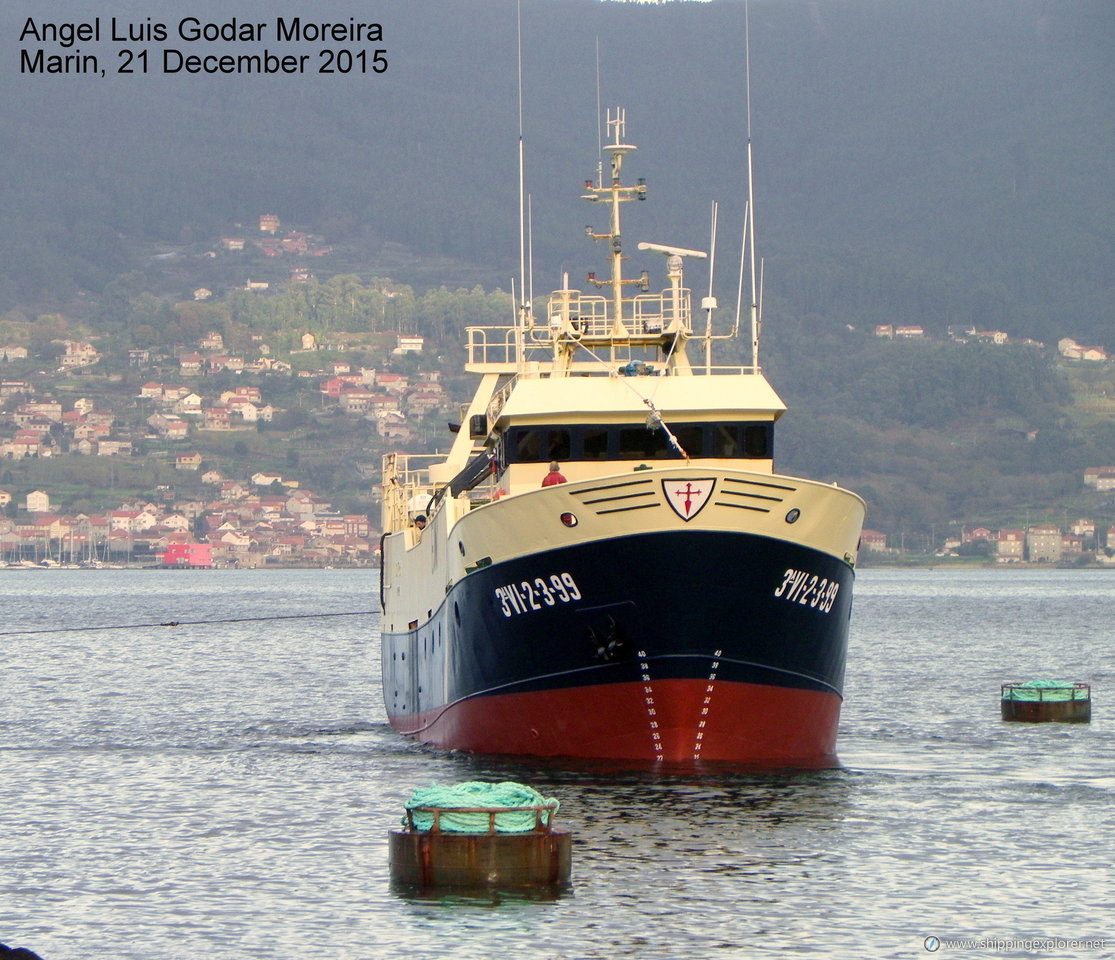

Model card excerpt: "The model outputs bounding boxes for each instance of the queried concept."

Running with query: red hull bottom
[390,680,842,766]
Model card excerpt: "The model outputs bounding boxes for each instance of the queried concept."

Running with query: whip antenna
[733,199,749,340]
[704,201,718,372]
[745,0,761,369]
[517,1,530,327]
[595,36,605,190]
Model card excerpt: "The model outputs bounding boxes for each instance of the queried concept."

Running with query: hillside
[2,274,1114,553]
[764,328,1114,540]
[2,0,1112,342]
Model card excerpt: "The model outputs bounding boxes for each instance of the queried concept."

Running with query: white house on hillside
[25,490,51,513]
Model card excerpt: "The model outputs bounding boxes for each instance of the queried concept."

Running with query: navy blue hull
[382,530,854,760]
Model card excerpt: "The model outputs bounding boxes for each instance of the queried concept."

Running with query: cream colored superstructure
[380,109,864,633]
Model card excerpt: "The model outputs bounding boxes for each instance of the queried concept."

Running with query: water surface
[1,568,1110,958]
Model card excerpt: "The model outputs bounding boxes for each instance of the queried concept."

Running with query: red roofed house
[202,408,232,430]
[176,452,203,470]
[11,430,50,459]
[376,373,409,395]
[178,353,204,375]
[226,398,260,422]
[407,391,444,415]
[994,530,1025,562]
[343,515,370,537]
[961,525,992,543]
[859,529,888,552]
[226,386,262,403]
[162,385,190,402]
[320,375,364,399]
[1083,467,1115,491]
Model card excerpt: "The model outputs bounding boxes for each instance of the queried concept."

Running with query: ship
[379,108,865,766]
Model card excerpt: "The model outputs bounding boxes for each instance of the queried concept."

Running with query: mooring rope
[0,610,378,638]
[404,781,559,833]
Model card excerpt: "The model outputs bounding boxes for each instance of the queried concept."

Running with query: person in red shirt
[541,461,567,486]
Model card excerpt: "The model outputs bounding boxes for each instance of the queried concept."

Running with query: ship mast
[582,108,648,338]
[516,0,532,332]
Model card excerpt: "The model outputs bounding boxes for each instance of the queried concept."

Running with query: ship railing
[543,291,608,336]
[486,376,517,424]
[543,288,692,339]
[466,325,529,367]
[467,346,763,387]
[402,803,560,835]
[381,451,440,533]
[631,288,691,333]
[466,289,696,367]
[692,364,764,375]
[1001,682,1090,702]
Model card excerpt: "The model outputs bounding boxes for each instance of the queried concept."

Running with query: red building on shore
[158,543,214,568]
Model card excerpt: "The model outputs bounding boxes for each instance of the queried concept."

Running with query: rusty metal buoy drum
[390,798,571,895]
[1001,681,1091,723]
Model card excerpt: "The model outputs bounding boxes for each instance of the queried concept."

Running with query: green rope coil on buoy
[1002,679,1089,702]
[403,781,559,833]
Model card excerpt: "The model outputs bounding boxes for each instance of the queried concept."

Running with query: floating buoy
[389,781,571,896]
[1001,680,1091,723]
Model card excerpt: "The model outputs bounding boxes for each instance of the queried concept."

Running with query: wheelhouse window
[744,424,769,458]
[712,423,741,457]
[618,426,670,460]
[673,425,704,457]
[510,428,570,463]
[711,423,770,458]
[501,422,773,465]
[582,427,610,460]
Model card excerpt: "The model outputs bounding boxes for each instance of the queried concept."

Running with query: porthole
[785,508,801,524]
[560,512,579,528]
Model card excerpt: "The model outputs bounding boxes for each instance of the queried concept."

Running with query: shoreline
[857,559,1115,571]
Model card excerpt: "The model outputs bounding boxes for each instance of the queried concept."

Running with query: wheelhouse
[499,421,772,465]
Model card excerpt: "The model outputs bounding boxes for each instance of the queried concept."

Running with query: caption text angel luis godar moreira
[18,15,387,77]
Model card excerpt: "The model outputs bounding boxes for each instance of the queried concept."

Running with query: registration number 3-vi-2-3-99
[773,568,840,613]
[495,573,582,617]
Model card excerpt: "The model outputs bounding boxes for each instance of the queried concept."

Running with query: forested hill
[2,0,1112,348]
